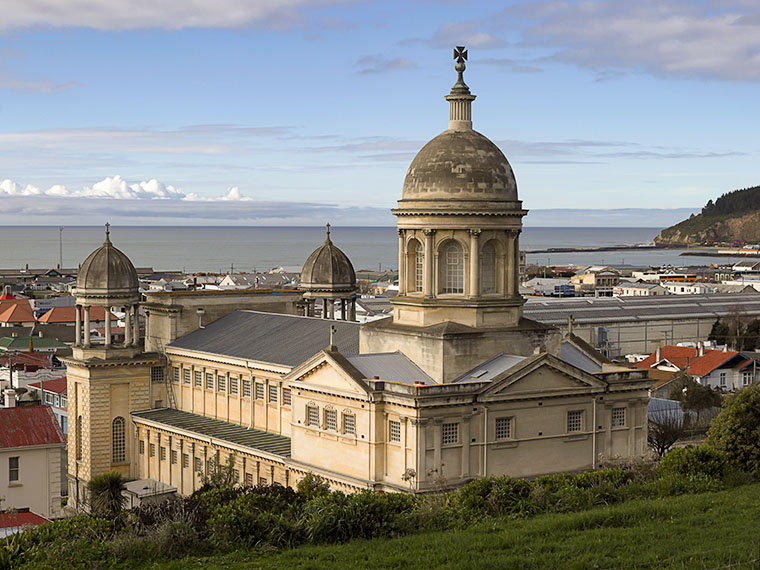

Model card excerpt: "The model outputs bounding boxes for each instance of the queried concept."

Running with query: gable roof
[0,406,65,448]
[0,336,67,350]
[0,352,54,370]
[635,345,745,377]
[0,302,35,323]
[0,511,49,531]
[168,310,359,367]
[28,377,67,394]
[37,306,115,323]
[454,353,527,383]
[345,351,434,385]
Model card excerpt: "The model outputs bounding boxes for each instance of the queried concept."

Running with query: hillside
[655,185,760,246]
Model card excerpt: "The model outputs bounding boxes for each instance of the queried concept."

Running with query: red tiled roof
[636,345,744,378]
[28,377,67,394]
[0,406,65,448]
[37,306,116,324]
[0,511,49,529]
[0,352,53,370]
[0,302,35,323]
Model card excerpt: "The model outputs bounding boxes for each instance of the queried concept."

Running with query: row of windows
[43,392,68,408]
[169,365,291,404]
[407,238,500,295]
[306,404,356,435]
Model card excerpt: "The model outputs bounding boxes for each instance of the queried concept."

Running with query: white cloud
[0,0,351,31]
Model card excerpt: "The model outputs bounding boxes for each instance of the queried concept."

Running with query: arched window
[481,241,497,294]
[408,239,424,292]
[112,416,126,463]
[440,241,464,294]
[76,415,83,460]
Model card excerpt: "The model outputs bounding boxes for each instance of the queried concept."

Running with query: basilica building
[64,50,651,507]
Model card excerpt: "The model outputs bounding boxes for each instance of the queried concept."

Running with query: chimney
[567,315,574,336]
[698,341,704,357]
[3,389,16,408]
[655,346,662,362]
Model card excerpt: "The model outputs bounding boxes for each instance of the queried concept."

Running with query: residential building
[28,377,68,433]
[662,282,714,295]
[614,282,666,297]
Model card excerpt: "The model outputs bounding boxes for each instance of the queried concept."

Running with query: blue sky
[0,0,758,225]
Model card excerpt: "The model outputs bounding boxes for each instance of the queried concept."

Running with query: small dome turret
[76,223,139,302]
[300,224,356,294]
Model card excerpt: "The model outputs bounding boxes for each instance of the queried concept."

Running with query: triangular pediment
[479,353,607,400]
[284,350,369,396]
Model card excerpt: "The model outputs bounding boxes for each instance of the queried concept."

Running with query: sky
[0,0,758,226]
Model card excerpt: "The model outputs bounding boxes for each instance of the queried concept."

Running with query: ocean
[0,226,746,273]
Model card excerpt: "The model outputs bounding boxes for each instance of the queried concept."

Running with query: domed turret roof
[402,129,517,202]
[76,224,139,299]
[300,225,356,293]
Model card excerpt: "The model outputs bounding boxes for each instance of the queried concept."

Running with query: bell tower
[63,224,160,510]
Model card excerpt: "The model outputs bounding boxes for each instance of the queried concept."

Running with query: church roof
[132,408,291,458]
[168,310,359,367]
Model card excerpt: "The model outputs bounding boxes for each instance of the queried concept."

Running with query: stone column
[397,230,406,296]
[506,230,516,297]
[83,305,91,347]
[75,304,82,346]
[513,229,521,296]
[423,229,435,298]
[469,229,481,299]
[124,305,132,346]
[341,299,347,320]
[105,308,112,346]
[322,299,328,319]
[350,298,356,321]
[132,305,141,347]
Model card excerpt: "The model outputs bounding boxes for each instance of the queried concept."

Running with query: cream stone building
[65,50,651,507]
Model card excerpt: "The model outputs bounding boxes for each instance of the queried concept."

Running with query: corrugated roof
[0,336,66,350]
[346,351,434,385]
[131,408,291,457]
[0,406,65,448]
[28,377,67,394]
[168,310,359,367]
[454,353,526,383]
[0,511,49,530]
[635,345,746,377]
[38,306,115,323]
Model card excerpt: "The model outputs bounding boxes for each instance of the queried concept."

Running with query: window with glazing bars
[442,423,458,445]
[307,405,319,427]
[567,410,582,432]
[194,371,202,387]
[8,457,19,482]
[414,241,423,292]
[325,408,337,431]
[172,367,180,383]
[160,446,167,461]
[230,375,239,394]
[218,375,226,392]
[495,417,512,440]
[233,469,240,482]
[112,417,126,463]
[171,449,178,464]
[182,453,189,468]
[139,440,145,455]
[269,385,278,403]
[243,380,252,397]
[206,373,214,390]
[151,366,164,383]
[183,369,191,384]
[283,388,292,406]
[442,242,464,294]
[255,383,265,400]
[149,443,156,457]
[245,472,253,486]
[343,413,355,435]
[389,420,401,442]
[194,457,202,473]
[611,408,626,428]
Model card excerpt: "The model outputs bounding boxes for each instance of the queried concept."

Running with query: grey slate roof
[168,310,359,367]
[132,408,291,457]
[454,353,526,383]
[345,351,435,385]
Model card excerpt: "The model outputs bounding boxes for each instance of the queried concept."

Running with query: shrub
[87,471,126,518]
[707,385,760,472]
[658,446,728,480]
[297,472,331,502]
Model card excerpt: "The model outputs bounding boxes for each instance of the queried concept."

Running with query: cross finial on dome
[325,223,332,243]
[445,46,476,131]
[104,222,111,243]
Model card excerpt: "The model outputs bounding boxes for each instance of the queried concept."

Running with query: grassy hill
[147,483,760,570]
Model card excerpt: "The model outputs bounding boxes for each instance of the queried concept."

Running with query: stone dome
[300,226,356,293]
[402,129,517,202]
[76,229,139,300]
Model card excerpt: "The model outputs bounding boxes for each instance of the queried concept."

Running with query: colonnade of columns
[303,297,357,321]
[397,228,521,299]
[74,302,141,348]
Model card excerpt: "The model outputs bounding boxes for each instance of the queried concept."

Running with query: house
[0,511,50,537]
[662,281,714,295]
[0,351,64,391]
[28,377,68,433]
[0,335,67,354]
[0,405,65,518]
[0,300,36,327]
[522,277,574,296]
[37,306,116,325]
[614,282,666,297]
[571,268,619,297]
[732,260,760,273]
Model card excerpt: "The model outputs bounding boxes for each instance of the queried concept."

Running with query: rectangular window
[245,473,254,487]
[255,383,265,400]
[325,408,337,431]
[183,369,191,384]
[389,420,401,442]
[495,417,512,440]
[269,385,278,403]
[259,477,268,486]
[44,392,54,405]
[149,443,156,457]
[172,367,180,383]
[720,372,727,387]
[343,413,355,435]
[233,469,240,482]
[151,366,164,383]
[194,457,202,473]
[160,446,167,461]
[60,396,67,408]
[206,373,214,390]
[139,440,145,455]
[307,405,319,427]
[567,410,583,433]
[283,388,292,406]
[171,449,178,464]
[194,370,202,387]
[243,379,252,398]
[442,423,459,445]
[218,375,226,392]
[182,453,189,468]
[8,456,19,482]
[743,372,753,386]
[611,408,626,428]
[230,376,239,394]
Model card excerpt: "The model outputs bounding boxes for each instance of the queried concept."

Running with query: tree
[708,319,730,346]
[706,385,760,472]
[200,451,238,489]
[87,471,126,517]
[668,373,721,425]
[648,409,685,458]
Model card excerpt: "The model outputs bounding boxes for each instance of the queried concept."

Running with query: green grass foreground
[149,483,760,570]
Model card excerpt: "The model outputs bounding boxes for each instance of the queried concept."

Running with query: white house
[614,282,667,296]
[662,281,714,295]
